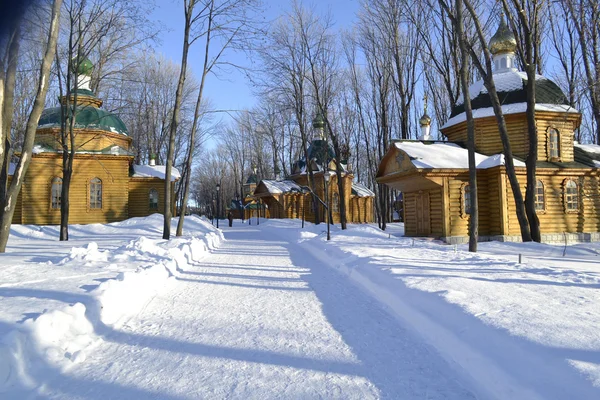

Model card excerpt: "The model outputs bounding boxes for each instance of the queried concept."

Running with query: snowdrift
[0,215,223,394]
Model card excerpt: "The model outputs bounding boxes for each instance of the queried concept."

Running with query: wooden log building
[8,58,179,225]
[250,115,375,224]
[376,18,600,244]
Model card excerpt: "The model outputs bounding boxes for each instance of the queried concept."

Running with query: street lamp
[324,172,331,241]
[253,165,259,225]
[216,182,220,229]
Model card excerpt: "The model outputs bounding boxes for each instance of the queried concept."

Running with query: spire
[488,11,518,71]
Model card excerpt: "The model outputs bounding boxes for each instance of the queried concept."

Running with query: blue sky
[150,0,360,116]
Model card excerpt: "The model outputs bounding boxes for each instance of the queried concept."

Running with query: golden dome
[419,112,431,127]
[489,17,516,55]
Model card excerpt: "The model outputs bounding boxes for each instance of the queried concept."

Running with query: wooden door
[415,191,431,236]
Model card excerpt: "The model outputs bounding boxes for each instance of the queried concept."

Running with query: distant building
[376,17,600,243]
[9,58,179,225]
[250,114,375,224]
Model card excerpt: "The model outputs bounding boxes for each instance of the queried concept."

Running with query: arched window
[564,179,579,212]
[548,128,560,160]
[332,193,340,213]
[51,177,62,209]
[463,184,471,216]
[90,178,102,209]
[149,188,159,210]
[535,180,545,211]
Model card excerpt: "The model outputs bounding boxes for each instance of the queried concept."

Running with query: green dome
[38,106,128,135]
[312,113,325,129]
[73,57,94,76]
[307,139,335,166]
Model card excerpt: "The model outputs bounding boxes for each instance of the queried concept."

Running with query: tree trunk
[177,5,214,237]
[454,0,478,252]
[0,25,20,211]
[0,0,62,252]
[164,0,193,240]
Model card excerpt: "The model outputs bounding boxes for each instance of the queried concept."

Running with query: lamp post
[216,182,220,229]
[324,172,331,241]
[253,164,259,225]
[211,195,215,225]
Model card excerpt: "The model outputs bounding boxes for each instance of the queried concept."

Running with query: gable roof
[394,141,526,169]
[256,179,302,195]
[377,141,526,178]
[132,164,181,181]
[352,182,375,197]
[574,143,600,168]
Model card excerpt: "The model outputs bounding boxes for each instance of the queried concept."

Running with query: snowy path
[40,225,476,399]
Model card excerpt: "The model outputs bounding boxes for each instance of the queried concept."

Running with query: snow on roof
[459,70,542,105]
[260,179,302,194]
[441,103,579,130]
[132,164,181,181]
[575,142,600,155]
[352,182,375,197]
[574,142,600,167]
[394,141,525,170]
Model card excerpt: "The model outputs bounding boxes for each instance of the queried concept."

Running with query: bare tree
[176,0,261,236]
[451,0,479,251]
[563,0,600,144]
[501,0,544,242]
[162,0,198,240]
[0,0,63,251]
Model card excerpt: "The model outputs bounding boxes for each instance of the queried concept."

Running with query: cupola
[419,95,432,140]
[489,13,517,72]
[312,112,325,139]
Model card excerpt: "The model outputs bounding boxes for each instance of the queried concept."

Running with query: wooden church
[251,115,375,224]
[376,18,600,243]
[9,58,179,225]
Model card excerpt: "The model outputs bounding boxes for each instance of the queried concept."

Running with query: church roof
[449,70,570,121]
[132,164,181,181]
[245,174,258,184]
[38,105,129,135]
[351,182,375,197]
[307,139,335,166]
[258,179,302,194]
[574,143,600,168]
[392,141,526,170]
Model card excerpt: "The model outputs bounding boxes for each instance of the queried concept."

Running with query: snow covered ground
[1,216,599,399]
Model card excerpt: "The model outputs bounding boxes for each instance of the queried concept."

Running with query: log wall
[505,169,600,235]
[22,154,130,225]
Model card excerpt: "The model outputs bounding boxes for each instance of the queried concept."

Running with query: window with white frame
[90,177,102,209]
[535,179,545,211]
[51,177,62,209]
[548,128,560,160]
[564,179,579,212]
[149,188,159,210]
[463,184,471,216]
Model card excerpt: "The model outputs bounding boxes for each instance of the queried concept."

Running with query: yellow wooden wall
[21,154,130,225]
[128,178,173,218]
[349,196,374,223]
[505,170,600,235]
[36,128,131,152]
[441,112,580,162]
